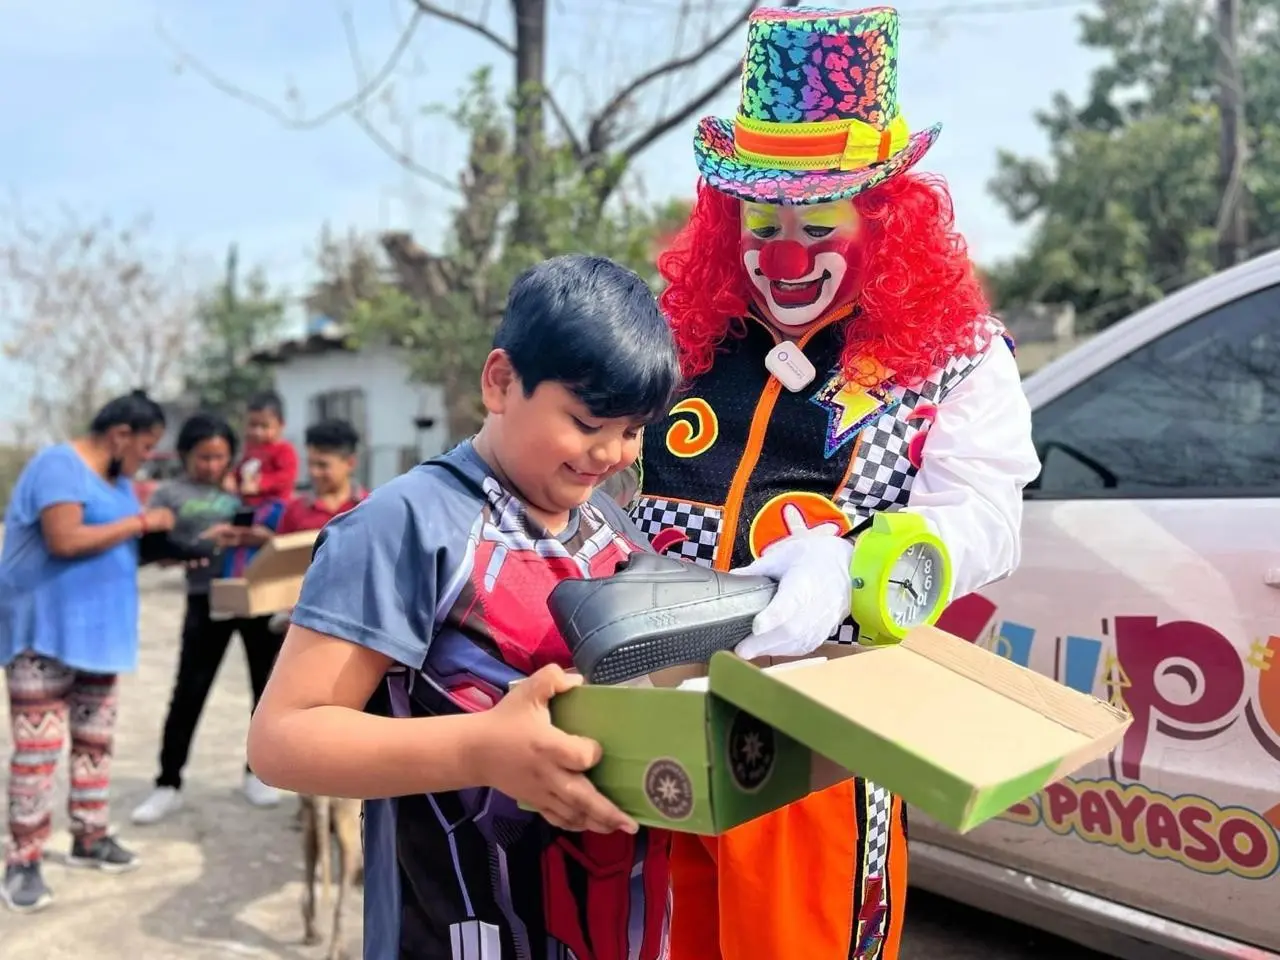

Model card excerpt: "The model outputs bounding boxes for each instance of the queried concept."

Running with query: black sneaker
[2,861,53,913]
[67,835,140,874]
[547,552,778,684]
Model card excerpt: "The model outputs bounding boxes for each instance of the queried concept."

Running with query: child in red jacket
[228,391,299,506]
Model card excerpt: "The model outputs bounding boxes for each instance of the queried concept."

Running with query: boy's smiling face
[306,446,356,497]
[478,350,644,526]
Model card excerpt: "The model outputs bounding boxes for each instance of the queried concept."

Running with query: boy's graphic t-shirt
[291,442,671,960]
[147,477,241,594]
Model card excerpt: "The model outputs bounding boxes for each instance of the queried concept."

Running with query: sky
[0,0,1102,434]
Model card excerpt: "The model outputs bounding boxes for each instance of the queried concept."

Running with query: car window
[1029,282,1280,498]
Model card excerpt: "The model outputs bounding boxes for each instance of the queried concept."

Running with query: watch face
[886,541,946,629]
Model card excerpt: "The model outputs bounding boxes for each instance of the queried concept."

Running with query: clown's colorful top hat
[693,5,939,204]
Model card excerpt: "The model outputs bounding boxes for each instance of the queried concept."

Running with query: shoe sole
[546,561,777,685]
[1,889,53,914]
[65,855,141,874]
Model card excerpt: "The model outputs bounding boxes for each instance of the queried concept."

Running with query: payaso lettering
[936,596,1280,780]
[1002,778,1279,881]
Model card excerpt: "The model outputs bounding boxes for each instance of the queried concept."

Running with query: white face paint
[741,249,850,328]
[740,200,864,331]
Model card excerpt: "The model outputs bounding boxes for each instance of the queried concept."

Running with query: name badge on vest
[765,342,816,392]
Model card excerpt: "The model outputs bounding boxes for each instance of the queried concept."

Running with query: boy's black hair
[175,412,239,461]
[89,389,166,435]
[494,254,679,422]
[305,418,360,456]
[246,390,285,421]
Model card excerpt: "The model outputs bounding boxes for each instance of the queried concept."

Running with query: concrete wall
[269,344,448,489]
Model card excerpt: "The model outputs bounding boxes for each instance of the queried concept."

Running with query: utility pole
[1215,0,1248,269]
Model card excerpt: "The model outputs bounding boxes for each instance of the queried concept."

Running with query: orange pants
[669,779,908,959]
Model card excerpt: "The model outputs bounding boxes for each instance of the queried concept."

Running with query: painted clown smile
[766,271,830,308]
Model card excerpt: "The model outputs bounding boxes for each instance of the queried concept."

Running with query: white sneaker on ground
[243,772,281,808]
[131,787,183,826]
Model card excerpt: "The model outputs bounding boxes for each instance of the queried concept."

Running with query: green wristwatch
[849,511,953,646]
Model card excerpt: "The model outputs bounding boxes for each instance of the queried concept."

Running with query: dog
[300,793,364,960]
[269,608,364,959]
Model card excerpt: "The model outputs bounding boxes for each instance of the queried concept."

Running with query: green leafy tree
[351,70,690,442]
[988,0,1280,331]
[184,245,286,417]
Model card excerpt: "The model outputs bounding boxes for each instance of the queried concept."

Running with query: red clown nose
[757,240,809,280]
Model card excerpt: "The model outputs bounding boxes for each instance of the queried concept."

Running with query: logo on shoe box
[644,758,694,821]
[727,709,776,793]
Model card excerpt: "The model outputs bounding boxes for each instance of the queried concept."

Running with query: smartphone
[232,509,256,528]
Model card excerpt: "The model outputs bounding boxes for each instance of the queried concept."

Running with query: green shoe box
[545,626,1132,835]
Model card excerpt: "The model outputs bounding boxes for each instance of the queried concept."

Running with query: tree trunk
[1215,0,1248,268]
[511,0,547,248]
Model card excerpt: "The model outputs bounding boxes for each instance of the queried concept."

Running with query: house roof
[250,320,353,365]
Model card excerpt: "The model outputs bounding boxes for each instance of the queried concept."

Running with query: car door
[920,281,1280,952]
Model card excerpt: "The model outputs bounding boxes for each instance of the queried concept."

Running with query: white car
[911,250,1280,959]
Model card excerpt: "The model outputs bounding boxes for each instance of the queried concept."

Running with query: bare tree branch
[583,0,758,157]
[405,0,515,55]
[405,0,582,156]
[618,54,740,164]
[336,7,461,192]
[158,12,421,131]
[0,206,197,440]
[158,10,463,193]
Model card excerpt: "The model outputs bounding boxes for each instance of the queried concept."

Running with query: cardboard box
[549,626,1131,835]
[209,530,319,618]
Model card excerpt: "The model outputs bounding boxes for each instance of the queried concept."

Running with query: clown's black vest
[633,314,1006,574]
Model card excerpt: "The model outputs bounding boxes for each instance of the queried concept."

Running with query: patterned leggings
[5,652,119,865]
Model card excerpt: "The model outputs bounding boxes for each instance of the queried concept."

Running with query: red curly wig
[656,173,990,389]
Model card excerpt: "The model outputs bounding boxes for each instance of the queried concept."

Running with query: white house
[251,319,448,490]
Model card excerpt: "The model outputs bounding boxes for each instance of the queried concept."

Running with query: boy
[247,255,682,960]
[230,391,299,506]
[276,418,367,536]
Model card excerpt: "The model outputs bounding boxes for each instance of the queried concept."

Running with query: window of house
[310,388,366,432]
[398,446,420,475]
[309,388,371,487]
[1028,283,1280,498]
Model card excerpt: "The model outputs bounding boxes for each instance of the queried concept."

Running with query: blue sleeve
[290,488,440,669]
[27,447,86,513]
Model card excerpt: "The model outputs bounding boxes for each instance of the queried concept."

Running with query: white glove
[730,520,855,661]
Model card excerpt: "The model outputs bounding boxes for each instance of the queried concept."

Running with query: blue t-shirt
[291,442,671,960]
[0,443,143,674]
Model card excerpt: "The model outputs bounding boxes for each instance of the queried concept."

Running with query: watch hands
[908,551,927,583]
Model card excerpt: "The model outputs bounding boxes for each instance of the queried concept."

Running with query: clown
[631,7,1041,959]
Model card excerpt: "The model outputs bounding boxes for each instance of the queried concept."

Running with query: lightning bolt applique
[853,875,888,959]
[809,370,899,459]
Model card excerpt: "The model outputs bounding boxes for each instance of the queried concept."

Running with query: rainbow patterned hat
[693,6,940,204]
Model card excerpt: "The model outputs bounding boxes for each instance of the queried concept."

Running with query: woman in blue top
[1,390,174,914]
